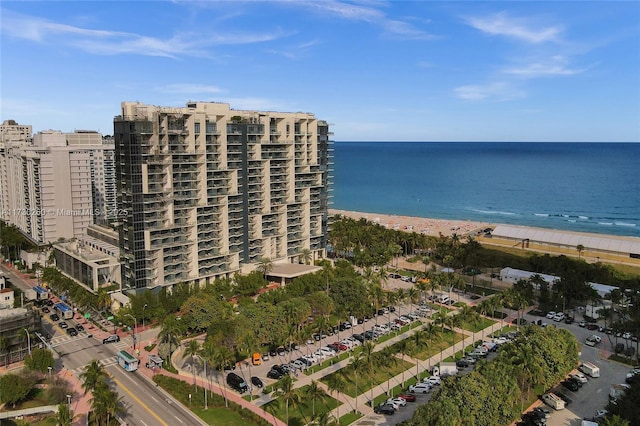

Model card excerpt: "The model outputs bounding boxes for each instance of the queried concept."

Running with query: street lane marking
[111,376,168,426]
[174,416,184,424]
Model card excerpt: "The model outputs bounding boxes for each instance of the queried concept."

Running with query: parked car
[267,369,283,380]
[423,375,441,386]
[59,322,68,329]
[567,377,583,388]
[533,406,551,419]
[262,352,270,361]
[75,324,85,332]
[398,393,416,402]
[586,323,599,331]
[251,376,264,388]
[546,311,556,319]
[385,397,406,409]
[374,404,395,415]
[66,328,78,336]
[561,380,579,392]
[50,313,60,322]
[42,307,50,313]
[570,372,588,383]
[408,383,431,393]
[456,359,469,368]
[578,320,587,327]
[585,335,602,346]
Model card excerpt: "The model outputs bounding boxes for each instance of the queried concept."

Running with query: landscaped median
[153,375,272,426]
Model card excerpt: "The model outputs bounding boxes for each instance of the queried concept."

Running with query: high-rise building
[0,122,117,244]
[114,101,333,290]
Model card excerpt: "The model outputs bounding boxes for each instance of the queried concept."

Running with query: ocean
[331,142,640,238]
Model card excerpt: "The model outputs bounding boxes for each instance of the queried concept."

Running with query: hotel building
[114,101,333,290]
[0,122,117,244]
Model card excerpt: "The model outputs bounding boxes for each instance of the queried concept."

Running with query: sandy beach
[330,209,491,237]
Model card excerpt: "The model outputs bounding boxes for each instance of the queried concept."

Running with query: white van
[542,393,565,410]
[579,361,600,378]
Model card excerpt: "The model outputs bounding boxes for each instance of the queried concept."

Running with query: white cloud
[291,0,436,40]
[464,12,562,44]
[503,56,589,77]
[0,9,288,58]
[454,82,525,101]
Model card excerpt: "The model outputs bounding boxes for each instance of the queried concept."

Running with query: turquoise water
[332,142,640,237]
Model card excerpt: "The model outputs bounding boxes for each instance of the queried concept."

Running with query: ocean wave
[614,222,637,227]
[534,213,549,217]
[471,209,517,216]
[598,222,614,226]
[578,216,589,220]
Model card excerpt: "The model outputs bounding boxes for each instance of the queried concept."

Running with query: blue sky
[1,1,639,142]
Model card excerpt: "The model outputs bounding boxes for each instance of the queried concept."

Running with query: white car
[585,335,602,346]
[408,383,431,394]
[319,346,336,356]
[553,312,565,322]
[546,311,556,319]
[492,337,508,345]
[423,375,441,386]
[386,397,407,408]
[291,359,306,370]
[570,372,588,383]
[313,351,327,360]
[622,332,632,339]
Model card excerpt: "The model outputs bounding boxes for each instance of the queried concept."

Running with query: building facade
[0,123,117,243]
[114,101,333,290]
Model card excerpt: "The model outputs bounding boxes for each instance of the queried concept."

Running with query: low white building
[499,267,618,296]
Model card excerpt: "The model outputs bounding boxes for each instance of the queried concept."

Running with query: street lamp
[23,328,31,355]
[66,394,71,408]
[124,314,137,351]
[143,304,148,330]
[48,366,52,379]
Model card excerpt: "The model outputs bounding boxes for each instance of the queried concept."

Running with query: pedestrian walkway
[146,344,286,426]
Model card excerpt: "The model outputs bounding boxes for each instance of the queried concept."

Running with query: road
[3,263,204,426]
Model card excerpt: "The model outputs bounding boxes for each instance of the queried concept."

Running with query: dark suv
[102,335,120,344]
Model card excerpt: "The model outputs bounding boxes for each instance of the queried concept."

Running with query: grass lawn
[608,354,638,366]
[262,385,339,425]
[410,329,466,361]
[459,317,496,333]
[320,358,414,398]
[304,350,352,376]
[339,411,362,426]
[153,375,268,426]
[490,325,518,336]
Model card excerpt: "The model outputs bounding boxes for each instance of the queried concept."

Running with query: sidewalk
[149,343,286,426]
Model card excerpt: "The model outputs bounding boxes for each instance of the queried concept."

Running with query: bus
[117,350,139,372]
[33,285,49,300]
[54,302,74,319]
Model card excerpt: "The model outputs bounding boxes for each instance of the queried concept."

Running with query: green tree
[158,314,182,359]
[275,374,301,426]
[326,370,346,418]
[23,347,55,373]
[90,381,124,426]
[184,339,201,390]
[52,403,75,426]
[300,248,313,265]
[258,257,274,282]
[0,373,36,407]
[79,359,107,395]
[306,380,326,417]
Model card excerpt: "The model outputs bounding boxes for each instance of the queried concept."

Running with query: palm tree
[158,314,182,359]
[360,341,376,404]
[199,338,217,400]
[576,244,585,259]
[53,403,75,426]
[395,338,410,386]
[300,248,313,265]
[90,381,124,426]
[96,288,111,313]
[407,287,420,314]
[326,370,346,418]
[409,328,427,379]
[184,339,201,390]
[312,409,339,426]
[276,374,300,426]
[258,257,274,282]
[213,346,235,408]
[306,380,326,417]
[79,359,107,395]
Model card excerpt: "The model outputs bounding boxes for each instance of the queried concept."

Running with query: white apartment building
[114,101,333,290]
[0,122,117,244]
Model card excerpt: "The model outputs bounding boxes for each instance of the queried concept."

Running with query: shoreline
[329,208,640,243]
[330,209,492,237]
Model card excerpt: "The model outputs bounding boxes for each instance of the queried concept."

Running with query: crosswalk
[49,332,93,347]
[70,354,121,377]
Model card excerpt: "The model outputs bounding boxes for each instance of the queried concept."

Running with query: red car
[398,393,416,402]
[331,342,348,351]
